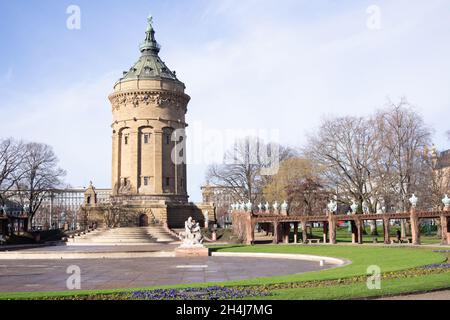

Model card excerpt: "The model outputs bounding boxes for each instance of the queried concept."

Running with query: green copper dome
[118,16,183,86]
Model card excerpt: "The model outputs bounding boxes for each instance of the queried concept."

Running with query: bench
[306,239,321,244]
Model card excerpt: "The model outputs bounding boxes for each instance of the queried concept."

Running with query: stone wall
[82,202,216,229]
[167,203,216,228]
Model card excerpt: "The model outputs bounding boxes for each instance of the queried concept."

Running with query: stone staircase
[70,226,179,245]
[146,225,180,243]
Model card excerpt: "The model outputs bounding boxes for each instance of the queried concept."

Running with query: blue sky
[1,0,450,202]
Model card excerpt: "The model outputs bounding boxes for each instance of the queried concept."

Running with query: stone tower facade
[109,16,189,203]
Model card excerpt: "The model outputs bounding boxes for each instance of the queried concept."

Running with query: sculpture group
[179,217,203,247]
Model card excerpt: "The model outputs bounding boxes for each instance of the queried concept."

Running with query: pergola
[232,205,450,246]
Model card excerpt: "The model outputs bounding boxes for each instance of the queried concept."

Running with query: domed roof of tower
[117,15,183,86]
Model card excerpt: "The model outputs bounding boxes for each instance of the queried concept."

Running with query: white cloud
[2,0,450,202]
[166,0,450,200]
[0,73,116,189]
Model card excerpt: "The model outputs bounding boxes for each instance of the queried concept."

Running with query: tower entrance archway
[139,214,149,227]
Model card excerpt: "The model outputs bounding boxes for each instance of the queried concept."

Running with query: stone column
[130,129,139,192]
[154,130,163,194]
[111,131,121,195]
[383,217,391,244]
[293,222,299,244]
[410,207,421,245]
[301,220,308,243]
[323,222,328,244]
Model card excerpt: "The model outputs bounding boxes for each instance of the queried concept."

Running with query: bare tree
[207,137,287,203]
[306,116,382,214]
[375,98,432,211]
[0,138,27,206]
[15,143,66,228]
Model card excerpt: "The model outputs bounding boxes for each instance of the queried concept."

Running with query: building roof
[436,149,450,169]
[116,15,183,86]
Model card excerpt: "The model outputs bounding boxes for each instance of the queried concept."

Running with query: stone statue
[245,201,252,212]
[273,201,279,211]
[442,195,450,208]
[327,200,337,213]
[350,201,358,214]
[409,194,418,208]
[147,15,153,27]
[179,217,204,247]
[264,202,270,213]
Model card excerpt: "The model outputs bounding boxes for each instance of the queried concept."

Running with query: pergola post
[293,222,299,244]
[273,221,279,244]
[440,215,448,245]
[447,218,450,245]
[383,218,391,244]
[323,222,328,244]
[283,223,290,244]
[301,220,308,243]
[328,216,336,244]
[356,218,363,244]
[246,220,255,245]
[351,221,358,244]
[410,207,421,245]
[443,197,450,245]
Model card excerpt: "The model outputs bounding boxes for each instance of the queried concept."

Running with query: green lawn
[257,273,450,300]
[210,245,446,286]
[0,245,448,300]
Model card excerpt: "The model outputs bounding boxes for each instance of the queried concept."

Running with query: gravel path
[379,290,450,300]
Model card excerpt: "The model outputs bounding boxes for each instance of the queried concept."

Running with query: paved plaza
[0,247,331,292]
